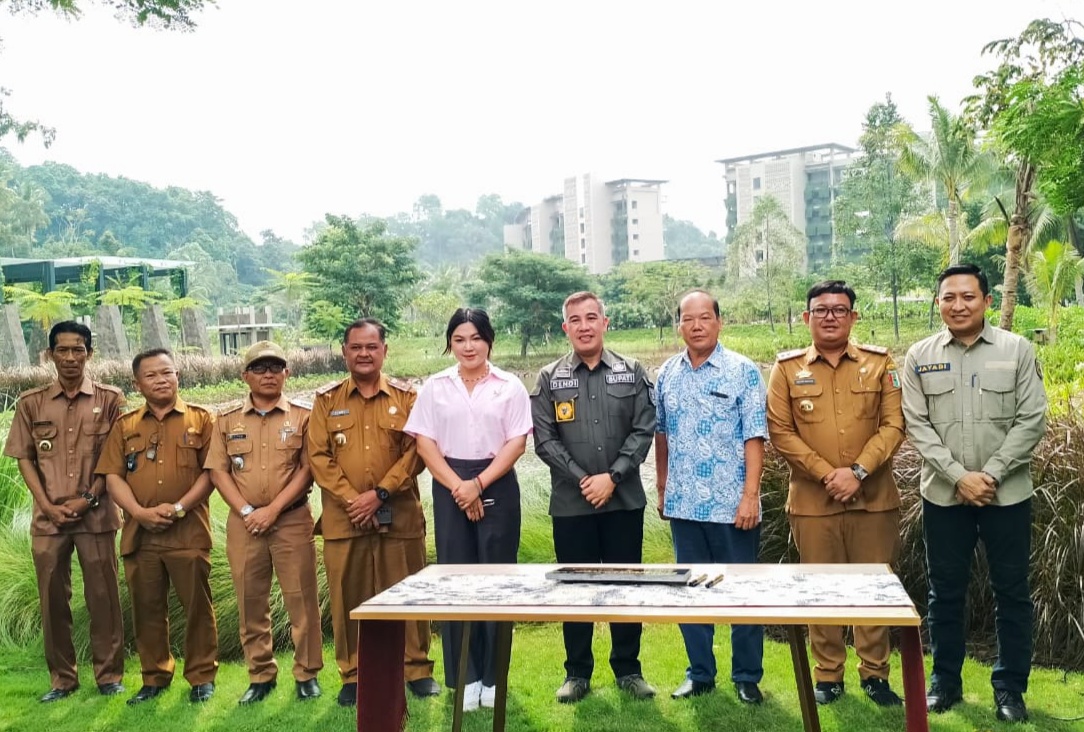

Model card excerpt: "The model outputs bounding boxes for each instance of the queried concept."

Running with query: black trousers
[433,457,521,688]
[551,507,645,680]
[923,498,1033,693]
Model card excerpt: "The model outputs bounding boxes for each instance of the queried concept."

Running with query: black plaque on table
[545,567,692,585]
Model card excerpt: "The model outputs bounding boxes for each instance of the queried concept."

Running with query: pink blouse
[404,362,533,459]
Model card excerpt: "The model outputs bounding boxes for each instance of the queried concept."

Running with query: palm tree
[899,97,997,264]
[263,269,316,328]
[1023,240,1083,340]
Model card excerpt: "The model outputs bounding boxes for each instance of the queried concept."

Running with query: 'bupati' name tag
[606,373,635,384]
[915,363,951,374]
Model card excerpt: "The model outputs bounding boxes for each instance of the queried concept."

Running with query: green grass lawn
[1,625,1082,731]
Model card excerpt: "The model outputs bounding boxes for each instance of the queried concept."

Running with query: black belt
[281,494,310,514]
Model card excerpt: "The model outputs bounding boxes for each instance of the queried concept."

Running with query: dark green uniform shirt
[531,348,655,517]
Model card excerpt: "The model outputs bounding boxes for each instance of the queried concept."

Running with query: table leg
[899,627,929,732]
[357,619,406,732]
[492,622,514,732]
[451,621,473,732]
[787,625,821,732]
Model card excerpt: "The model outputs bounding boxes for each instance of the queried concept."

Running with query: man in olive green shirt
[901,264,1046,723]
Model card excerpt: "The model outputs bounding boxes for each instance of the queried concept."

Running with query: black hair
[675,290,720,319]
[937,263,989,297]
[132,347,173,376]
[343,317,387,344]
[443,308,495,355]
[49,320,92,351]
[806,280,856,309]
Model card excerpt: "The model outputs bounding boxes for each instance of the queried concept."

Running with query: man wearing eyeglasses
[766,280,905,707]
[4,321,127,703]
[95,348,219,706]
[206,342,323,705]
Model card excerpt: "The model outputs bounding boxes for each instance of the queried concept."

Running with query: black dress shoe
[39,685,79,703]
[994,690,1028,722]
[189,682,215,703]
[926,685,963,713]
[296,678,322,700]
[127,685,169,706]
[671,678,715,699]
[97,682,126,696]
[735,681,763,705]
[815,681,845,705]
[406,677,441,698]
[337,682,357,707]
[238,681,276,705]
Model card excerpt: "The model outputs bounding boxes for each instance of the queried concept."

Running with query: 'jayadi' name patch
[605,373,635,384]
[915,363,951,374]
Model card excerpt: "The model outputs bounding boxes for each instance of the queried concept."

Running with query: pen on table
[687,573,708,587]
[705,574,725,589]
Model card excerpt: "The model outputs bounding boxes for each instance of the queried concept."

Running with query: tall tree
[726,196,806,332]
[297,215,421,331]
[468,250,590,357]
[834,94,932,340]
[620,260,711,338]
[965,17,1084,330]
[898,96,996,265]
[1023,240,1083,339]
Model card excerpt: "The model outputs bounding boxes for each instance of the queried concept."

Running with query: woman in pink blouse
[404,308,532,712]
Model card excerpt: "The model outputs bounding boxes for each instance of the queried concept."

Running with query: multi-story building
[717,143,856,273]
[503,174,666,274]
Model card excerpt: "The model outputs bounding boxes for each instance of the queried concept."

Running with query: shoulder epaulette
[776,348,806,362]
[18,384,51,398]
[217,404,243,417]
[186,402,211,414]
[290,398,313,411]
[858,344,889,355]
[387,376,416,393]
[95,382,124,395]
[315,380,342,396]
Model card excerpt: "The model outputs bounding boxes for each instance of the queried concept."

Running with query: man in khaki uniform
[308,318,439,707]
[207,341,323,705]
[3,321,126,702]
[95,348,219,706]
[766,280,905,707]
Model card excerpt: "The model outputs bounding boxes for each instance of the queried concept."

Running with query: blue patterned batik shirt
[655,342,768,524]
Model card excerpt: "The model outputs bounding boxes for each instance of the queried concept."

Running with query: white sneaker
[461,681,482,712]
[480,685,496,708]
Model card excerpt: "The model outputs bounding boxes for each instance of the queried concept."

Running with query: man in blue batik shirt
[654,290,767,704]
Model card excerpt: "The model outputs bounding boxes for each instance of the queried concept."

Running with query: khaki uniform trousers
[323,533,433,683]
[32,532,125,689]
[123,545,218,687]
[789,509,901,683]
[226,505,323,682]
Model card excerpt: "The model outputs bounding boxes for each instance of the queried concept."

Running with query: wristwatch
[850,463,869,482]
[240,504,256,518]
[80,491,100,510]
[375,488,391,502]
[609,470,623,485]
[173,502,186,519]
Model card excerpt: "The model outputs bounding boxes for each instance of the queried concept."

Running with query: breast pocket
[980,369,1017,421]
[376,412,405,451]
[274,433,303,469]
[227,438,254,473]
[327,414,357,452]
[31,423,59,459]
[124,436,148,473]
[850,378,882,420]
[790,382,825,424]
[921,375,957,424]
[604,383,637,428]
[81,421,112,454]
[177,433,205,469]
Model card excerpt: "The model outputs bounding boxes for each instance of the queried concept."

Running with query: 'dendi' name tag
[551,378,579,390]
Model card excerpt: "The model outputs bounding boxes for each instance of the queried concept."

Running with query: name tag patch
[551,378,580,390]
[330,409,350,417]
[794,378,815,385]
[228,433,248,441]
[915,363,951,374]
[605,373,635,384]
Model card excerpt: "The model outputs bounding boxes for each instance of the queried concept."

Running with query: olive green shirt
[901,321,1047,507]
[531,349,655,517]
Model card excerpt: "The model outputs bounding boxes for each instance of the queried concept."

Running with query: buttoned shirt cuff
[979,463,1003,485]
[609,457,633,483]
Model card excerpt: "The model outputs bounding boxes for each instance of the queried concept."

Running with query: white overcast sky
[2,0,1079,243]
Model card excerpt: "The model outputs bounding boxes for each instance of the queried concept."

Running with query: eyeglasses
[809,306,852,319]
[247,363,285,375]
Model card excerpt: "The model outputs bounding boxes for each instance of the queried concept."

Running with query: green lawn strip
[1,626,1082,731]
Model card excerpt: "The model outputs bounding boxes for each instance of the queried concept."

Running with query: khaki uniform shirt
[205,395,311,507]
[766,343,905,516]
[94,399,215,556]
[308,375,424,541]
[530,349,655,517]
[901,321,1047,507]
[3,378,125,536]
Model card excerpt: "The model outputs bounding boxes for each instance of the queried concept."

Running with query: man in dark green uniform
[530,291,657,704]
